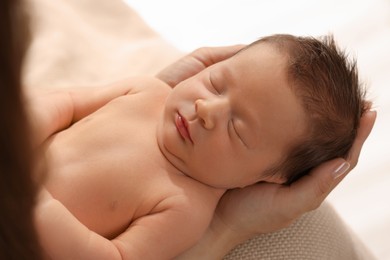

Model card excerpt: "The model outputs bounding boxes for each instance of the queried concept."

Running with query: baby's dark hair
[246,34,368,184]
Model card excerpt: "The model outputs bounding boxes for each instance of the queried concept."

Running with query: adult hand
[156,45,244,87]
[214,109,376,241]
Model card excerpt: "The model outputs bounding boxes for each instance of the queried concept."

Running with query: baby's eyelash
[209,74,220,95]
[229,120,247,147]
[231,120,239,138]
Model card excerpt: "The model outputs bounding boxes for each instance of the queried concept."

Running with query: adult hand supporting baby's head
[213,109,376,243]
[156,45,244,87]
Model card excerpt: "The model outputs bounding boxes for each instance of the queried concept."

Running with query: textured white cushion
[225,202,375,260]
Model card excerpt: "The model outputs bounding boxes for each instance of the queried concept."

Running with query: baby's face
[157,43,307,189]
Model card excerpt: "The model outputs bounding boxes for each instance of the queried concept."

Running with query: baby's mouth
[175,113,193,144]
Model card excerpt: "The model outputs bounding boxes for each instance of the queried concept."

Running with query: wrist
[208,214,254,255]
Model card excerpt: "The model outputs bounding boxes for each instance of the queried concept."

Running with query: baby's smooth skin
[35,43,307,259]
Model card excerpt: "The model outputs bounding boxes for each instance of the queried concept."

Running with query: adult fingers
[190,45,245,68]
[346,110,377,168]
[285,158,350,215]
[156,45,245,87]
[283,110,376,217]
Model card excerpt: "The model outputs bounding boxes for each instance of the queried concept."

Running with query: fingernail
[332,161,350,179]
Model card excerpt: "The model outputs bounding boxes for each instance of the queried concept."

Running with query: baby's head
[244,34,367,184]
[158,33,366,189]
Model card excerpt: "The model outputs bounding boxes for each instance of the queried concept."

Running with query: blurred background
[124,0,390,259]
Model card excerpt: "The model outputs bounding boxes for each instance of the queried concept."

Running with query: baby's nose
[195,98,230,130]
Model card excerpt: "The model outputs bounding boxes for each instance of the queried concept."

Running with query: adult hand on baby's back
[214,109,376,241]
[156,45,244,87]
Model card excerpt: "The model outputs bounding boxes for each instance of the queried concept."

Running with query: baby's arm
[35,189,213,260]
[112,195,214,259]
[25,77,153,146]
[35,188,122,260]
